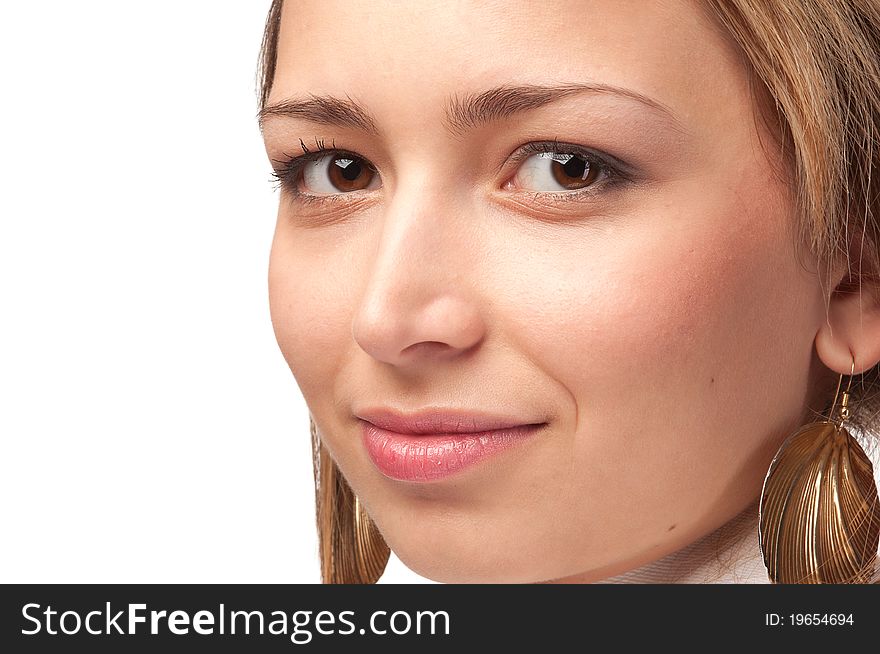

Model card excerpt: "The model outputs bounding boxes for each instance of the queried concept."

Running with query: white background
[0,1,428,584]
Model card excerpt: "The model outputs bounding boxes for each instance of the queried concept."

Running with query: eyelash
[269,136,629,208]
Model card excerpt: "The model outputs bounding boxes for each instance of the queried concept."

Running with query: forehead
[269,0,751,145]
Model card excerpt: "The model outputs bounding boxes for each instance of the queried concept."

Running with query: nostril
[402,341,451,356]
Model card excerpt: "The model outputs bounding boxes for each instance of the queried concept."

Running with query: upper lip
[355,407,545,435]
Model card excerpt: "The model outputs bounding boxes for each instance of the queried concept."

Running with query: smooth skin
[261,0,880,583]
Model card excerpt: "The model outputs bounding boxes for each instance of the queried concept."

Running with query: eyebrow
[257,82,686,137]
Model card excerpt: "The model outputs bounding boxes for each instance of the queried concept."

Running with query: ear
[814,262,880,376]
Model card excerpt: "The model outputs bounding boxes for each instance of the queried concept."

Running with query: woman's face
[262,0,831,582]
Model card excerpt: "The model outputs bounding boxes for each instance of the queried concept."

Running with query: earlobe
[814,276,880,376]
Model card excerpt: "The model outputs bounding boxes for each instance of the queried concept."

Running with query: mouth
[359,419,547,483]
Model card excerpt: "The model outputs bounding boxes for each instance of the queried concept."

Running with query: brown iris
[548,153,599,190]
[326,155,375,192]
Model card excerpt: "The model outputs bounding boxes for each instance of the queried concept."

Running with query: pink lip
[360,420,546,482]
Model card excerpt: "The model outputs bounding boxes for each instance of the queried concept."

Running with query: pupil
[339,159,362,181]
[562,156,588,181]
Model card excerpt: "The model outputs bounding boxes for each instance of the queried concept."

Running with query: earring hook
[828,354,856,426]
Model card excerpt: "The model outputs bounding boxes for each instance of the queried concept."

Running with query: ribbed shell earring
[352,493,390,584]
[758,357,880,583]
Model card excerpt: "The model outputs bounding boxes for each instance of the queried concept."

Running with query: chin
[397,554,534,584]
[383,528,556,584]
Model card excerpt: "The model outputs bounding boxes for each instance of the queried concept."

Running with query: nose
[351,181,487,367]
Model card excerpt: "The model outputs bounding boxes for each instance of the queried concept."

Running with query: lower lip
[360,420,545,482]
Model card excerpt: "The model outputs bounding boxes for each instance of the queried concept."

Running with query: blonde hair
[257,0,880,583]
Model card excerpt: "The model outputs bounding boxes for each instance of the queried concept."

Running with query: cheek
[268,227,352,395]
[549,227,754,393]
[497,213,779,402]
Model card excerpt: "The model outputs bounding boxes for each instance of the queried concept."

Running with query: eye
[515,151,599,190]
[300,152,381,195]
[269,139,381,203]
[505,141,618,197]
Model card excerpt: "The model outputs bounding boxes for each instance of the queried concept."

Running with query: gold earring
[310,417,390,583]
[759,356,880,583]
[352,493,391,584]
